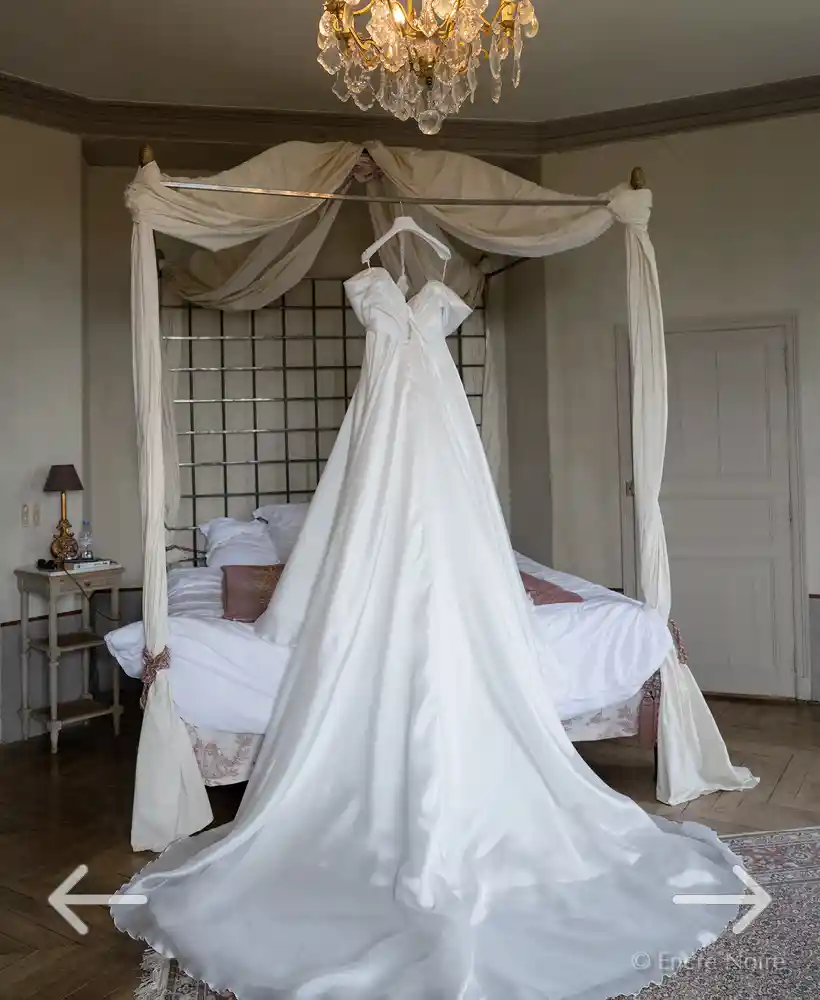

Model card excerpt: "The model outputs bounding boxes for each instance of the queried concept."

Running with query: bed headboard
[163,276,487,564]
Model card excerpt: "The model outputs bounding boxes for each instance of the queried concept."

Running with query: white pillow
[253,502,309,561]
[198,517,279,569]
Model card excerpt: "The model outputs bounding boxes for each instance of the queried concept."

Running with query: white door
[619,321,800,698]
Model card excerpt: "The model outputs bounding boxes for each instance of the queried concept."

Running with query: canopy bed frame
[123,140,756,851]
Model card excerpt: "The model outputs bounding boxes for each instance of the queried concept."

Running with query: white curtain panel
[618,212,757,804]
[127,139,755,850]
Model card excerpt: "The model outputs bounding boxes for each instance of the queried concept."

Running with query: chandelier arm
[438,6,460,34]
[348,31,379,57]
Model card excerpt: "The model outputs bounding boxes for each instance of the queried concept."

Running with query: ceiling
[1,0,820,121]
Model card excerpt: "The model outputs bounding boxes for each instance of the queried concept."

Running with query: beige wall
[538,113,820,591]
[83,167,141,582]
[501,157,550,562]
[504,259,550,562]
[0,116,83,621]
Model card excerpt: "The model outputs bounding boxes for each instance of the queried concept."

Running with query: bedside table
[15,564,124,753]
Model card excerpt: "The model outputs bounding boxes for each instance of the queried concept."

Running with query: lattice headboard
[163,277,487,563]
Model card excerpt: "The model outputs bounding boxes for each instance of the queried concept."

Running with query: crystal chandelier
[317,0,539,135]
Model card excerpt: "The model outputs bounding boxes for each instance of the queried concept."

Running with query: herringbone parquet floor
[0,696,818,999]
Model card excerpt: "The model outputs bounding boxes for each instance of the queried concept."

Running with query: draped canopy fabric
[126,139,756,852]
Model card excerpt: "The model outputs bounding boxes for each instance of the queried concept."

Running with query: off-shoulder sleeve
[441,286,473,338]
[343,269,374,328]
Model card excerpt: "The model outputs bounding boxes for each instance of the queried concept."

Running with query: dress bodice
[344,267,472,342]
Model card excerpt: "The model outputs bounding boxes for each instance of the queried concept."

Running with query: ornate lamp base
[51,518,79,563]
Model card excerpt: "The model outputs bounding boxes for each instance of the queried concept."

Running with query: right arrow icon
[672,864,772,934]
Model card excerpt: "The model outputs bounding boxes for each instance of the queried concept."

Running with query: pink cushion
[222,564,286,623]
[520,572,584,606]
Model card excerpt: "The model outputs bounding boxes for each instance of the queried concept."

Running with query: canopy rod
[161,181,610,208]
[138,143,646,207]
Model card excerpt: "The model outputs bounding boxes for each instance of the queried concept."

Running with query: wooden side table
[15,564,124,753]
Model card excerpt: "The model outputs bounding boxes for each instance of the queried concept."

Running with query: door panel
[660,325,795,697]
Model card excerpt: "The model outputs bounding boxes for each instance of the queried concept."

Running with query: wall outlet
[21,504,29,527]
[33,503,40,527]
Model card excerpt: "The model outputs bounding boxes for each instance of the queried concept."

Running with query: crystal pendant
[489,36,501,78]
[518,0,534,23]
[376,67,388,106]
[456,6,482,42]
[432,0,454,17]
[318,42,343,75]
[451,73,468,108]
[382,41,406,73]
[512,18,522,87]
[467,56,478,100]
[417,109,443,135]
[416,0,439,37]
[524,14,538,37]
[353,81,376,110]
[345,60,369,94]
[405,71,422,105]
[436,54,454,85]
[332,72,352,102]
[491,74,502,103]
[438,87,455,116]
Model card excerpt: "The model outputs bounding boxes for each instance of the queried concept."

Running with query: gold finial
[630,166,646,190]
[139,143,155,167]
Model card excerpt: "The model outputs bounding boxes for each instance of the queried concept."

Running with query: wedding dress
[114,267,745,1000]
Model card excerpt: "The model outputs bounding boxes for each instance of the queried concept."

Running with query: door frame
[615,314,810,700]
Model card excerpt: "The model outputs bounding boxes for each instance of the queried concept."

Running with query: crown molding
[2,69,820,169]
[537,72,820,152]
[0,73,542,161]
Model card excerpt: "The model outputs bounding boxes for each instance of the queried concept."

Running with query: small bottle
[77,520,94,560]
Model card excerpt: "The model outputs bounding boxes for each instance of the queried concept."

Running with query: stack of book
[62,559,119,573]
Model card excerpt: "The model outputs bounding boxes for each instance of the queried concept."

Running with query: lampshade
[43,464,84,493]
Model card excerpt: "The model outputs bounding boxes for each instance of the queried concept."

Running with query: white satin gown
[114,268,745,1000]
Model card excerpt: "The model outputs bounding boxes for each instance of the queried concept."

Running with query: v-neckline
[360,267,446,314]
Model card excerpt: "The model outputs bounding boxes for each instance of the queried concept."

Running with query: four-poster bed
[107,549,673,786]
[120,139,756,851]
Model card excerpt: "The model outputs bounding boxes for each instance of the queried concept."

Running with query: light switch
[33,503,41,526]
[21,504,29,527]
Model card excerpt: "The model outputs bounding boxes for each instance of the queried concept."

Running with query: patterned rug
[135,826,820,1000]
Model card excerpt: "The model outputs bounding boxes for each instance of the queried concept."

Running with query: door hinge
[625,479,635,497]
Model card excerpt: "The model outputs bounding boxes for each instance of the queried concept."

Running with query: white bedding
[106,554,672,735]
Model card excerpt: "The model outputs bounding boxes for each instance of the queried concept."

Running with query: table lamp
[43,464,84,562]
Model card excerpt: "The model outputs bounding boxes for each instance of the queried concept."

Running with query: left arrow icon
[48,865,148,935]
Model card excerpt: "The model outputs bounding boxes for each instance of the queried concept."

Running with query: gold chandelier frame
[323,0,522,81]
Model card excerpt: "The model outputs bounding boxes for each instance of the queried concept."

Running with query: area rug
[135,826,820,1000]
